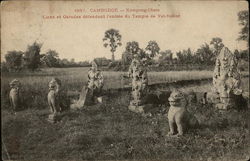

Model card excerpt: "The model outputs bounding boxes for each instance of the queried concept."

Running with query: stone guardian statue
[9,79,22,114]
[70,61,104,110]
[47,78,62,123]
[211,46,243,110]
[127,58,148,113]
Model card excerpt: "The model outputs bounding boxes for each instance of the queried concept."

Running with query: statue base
[70,87,94,110]
[128,104,145,113]
[215,103,229,110]
[70,103,83,110]
[96,96,103,104]
[205,92,221,104]
[48,113,60,123]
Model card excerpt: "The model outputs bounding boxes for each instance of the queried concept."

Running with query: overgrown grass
[2,82,249,160]
[2,67,249,111]
[1,67,216,110]
[1,68,249,160]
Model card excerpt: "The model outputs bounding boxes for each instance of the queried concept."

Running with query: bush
[108,61,121,69]
[4,51,24,72]
[23,42,42,71]
[1,62,9,73]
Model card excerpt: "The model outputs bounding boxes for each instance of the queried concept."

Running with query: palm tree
[103,29,122,61]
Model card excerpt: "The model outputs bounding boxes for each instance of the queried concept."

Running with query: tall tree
[237,10,249,61]
[176,51,184,64]
[183,48,194,64]
[41,50,59,67]
[125,41,140,58]
[5,51,24,72]
[59,58,70,67]
[125,41,150,65]
[195,43,215,65]
[159,50,173,65]
[70,58,76,67]
[103,29,122,61]
[237,10,249,44]
[145,41,160,58]
[122,51,133,65]
[23,42,42,71]
[94,57,110,66]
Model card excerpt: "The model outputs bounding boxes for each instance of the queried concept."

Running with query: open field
[2,67,215,89]
[2,67,248,110]
[1,68,249,160]
[1,67,217,110]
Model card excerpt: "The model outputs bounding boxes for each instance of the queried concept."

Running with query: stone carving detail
[128,58,148,113]
[9,79,21,114]
[167,90,199,136]
[212,46,242,110]
[47,78,61,123]
[70,61,104,110]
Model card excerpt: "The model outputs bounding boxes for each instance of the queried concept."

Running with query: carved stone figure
[128,58,148,113]
[70,61,104,110]
[47,78,61,123]
[212,46,242,110]
[9,79,21,114]
[87,61,104,103]
[167,90,199,136]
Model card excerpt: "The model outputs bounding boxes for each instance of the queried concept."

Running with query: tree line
[103,35,248,71]
[102,10,249,71]
[1,42,93,72]
[2,10,248,72]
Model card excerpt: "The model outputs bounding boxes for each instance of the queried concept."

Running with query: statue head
[91,61,98,72]
[168,90,187,107]
[49,78,61,91]
[217,47,234,70]
[9,79,21,89]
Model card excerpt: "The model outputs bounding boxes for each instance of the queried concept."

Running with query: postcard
[1,1,249,161]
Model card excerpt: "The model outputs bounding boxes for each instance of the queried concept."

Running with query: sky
[1,1,248,62]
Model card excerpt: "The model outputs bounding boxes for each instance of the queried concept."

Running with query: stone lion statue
[9,79,21,114]
[167,90,199,136]
[48,78,62,119]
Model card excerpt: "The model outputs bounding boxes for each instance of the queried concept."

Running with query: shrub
[4,51,24,72]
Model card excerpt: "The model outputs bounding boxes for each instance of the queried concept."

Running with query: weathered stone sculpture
[48,78,61,123]
[70,86,89,109]
[87,61,104,103]
[212,46,242,110]
[167,90,199,136]
[128,58,148,113]
[9,79,21,114]
[70,61,104,110]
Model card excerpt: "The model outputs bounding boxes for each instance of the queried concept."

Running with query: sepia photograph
[1,1,249,160]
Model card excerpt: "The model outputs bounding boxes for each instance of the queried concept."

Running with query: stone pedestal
[48,113,60,123]
[128,104,145,113]
[70,87,89,110]
[96,96,103,104]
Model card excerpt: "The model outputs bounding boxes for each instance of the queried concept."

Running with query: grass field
[1,67,250,161]
[1,67,216,110]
